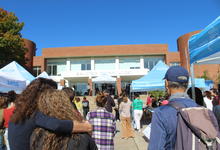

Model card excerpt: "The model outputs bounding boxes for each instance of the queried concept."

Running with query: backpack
[169,102,220,150]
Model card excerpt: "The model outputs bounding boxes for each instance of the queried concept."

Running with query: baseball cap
[164,66,189,83]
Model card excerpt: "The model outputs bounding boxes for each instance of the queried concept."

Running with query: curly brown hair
[10,78,57,123]
[96,94,107,107]
[30,89,83,150]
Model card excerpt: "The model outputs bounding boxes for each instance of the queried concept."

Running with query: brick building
[29,31,220,95]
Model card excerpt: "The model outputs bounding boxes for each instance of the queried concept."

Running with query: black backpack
[169,102,220,150]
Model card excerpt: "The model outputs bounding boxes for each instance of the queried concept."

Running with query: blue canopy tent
[131,61,206,92]
[189,16,220,96]
[189,16,220,99]
[189,16,220,65]
[131,61,169,92]
[0,61,35,93]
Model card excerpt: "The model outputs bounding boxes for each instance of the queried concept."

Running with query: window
[71,59,91,71]
[119,57,140,70]
[33,66,41,76]
[47,65,57,76]
[81,63,91,70]
[47,59,66,76]
[95,59,115,70]
[170,62,180,66]
[144,56,164,70]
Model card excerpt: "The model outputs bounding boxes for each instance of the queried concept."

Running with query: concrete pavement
[115,121,149,150]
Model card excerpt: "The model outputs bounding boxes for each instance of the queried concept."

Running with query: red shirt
[146,96,152,105]
[3,106,15,128]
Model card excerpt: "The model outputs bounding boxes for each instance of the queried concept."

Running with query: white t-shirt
[204,96,213,110]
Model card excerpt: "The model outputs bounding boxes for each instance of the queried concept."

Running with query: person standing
[82,97,90,119]
[132,94,143,132]
[119,96,134,139]
[8,78,92,150]
[113,95,120,122]
[203,91,213,110]
[3,91,16,150]
[87,94,116,150]
[0,95,7,150]
[30,89,97,150]
[146,94,152,107]
[213,105,220,129]
[103,90,115,113]
[74,97,83,115]
[187,87,205,106]
[148,66,198,150]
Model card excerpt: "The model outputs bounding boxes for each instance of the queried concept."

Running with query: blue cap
[164,66,189,83]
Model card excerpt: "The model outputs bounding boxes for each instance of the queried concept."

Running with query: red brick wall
[166,52,180,64]
[42,44,168,58]
[23,39,36,72]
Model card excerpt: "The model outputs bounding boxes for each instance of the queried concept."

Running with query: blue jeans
[0,134,4,150]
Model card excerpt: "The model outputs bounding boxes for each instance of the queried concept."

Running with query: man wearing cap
[148,66,198,150]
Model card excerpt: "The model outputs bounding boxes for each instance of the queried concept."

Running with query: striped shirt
[87,108,116,150]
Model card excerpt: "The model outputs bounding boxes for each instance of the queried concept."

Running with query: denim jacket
[148,93,197,150]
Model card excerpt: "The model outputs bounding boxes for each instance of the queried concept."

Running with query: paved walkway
[115,122,149,150]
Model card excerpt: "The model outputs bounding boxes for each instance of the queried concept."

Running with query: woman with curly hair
[8,78,92,150]
[30,89,97,150]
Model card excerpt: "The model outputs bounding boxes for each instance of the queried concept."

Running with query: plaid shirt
[87,108,116,150]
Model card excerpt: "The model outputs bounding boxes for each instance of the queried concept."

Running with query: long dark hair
[30,89,83,150]
[187,87,205,106]
[10,78,57,123]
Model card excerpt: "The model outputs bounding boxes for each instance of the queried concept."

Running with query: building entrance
[94,83,116,95]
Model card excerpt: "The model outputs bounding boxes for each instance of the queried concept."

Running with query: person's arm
[35,111,92,134]
[148,109,167,150]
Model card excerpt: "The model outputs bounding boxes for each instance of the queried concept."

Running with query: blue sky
[1,0,220,56]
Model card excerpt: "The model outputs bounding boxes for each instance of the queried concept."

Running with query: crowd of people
[0,66,219,150]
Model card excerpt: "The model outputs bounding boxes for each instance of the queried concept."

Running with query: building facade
[32,31,220,95]
[33,44,181,95]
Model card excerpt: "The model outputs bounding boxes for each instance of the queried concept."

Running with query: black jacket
[105,95,115,113]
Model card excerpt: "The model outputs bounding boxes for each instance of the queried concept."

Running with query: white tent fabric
[37,71,51,79]
[92,73,116,83]
[0,72,26,93]
[0,61,35,93]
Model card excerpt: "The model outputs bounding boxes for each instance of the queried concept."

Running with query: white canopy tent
[0,72,26,93]
[92,73,116,83]
[0,61,35,93]
[36,71,51,79]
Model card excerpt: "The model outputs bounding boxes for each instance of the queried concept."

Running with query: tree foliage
[0,8,26,68]
[148,90,166,99]
[199,70,210,80]
[216,65,220,83]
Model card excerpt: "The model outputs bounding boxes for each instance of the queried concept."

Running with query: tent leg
[190,64,196,100]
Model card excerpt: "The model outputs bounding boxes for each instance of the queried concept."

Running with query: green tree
[216,65,220,83]
[148,90,166,99]
[199,70,210,80]
[0,8,26,68]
